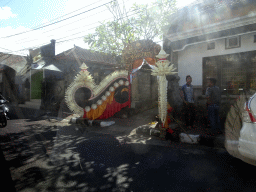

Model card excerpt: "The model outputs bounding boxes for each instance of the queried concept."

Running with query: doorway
[31,70,43,99]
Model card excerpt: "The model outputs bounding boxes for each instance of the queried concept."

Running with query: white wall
[177,33,256,86]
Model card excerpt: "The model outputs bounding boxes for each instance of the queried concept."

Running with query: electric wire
[0,0,114,39]
[13,4,110,44]
[43,0,239,45]
[1,0,240,55]
[3,3,143,54]
[26,0,107,30]
[52,7,142,42]
[15,0,132,45]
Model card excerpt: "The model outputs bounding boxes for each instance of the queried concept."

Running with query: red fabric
[167,107,173,113]
[167,129,174,134]
[82,78,131,119]
[83,109,87,118]
[128,74,131,108]
[82,97,130,120]
[97,98,130,119]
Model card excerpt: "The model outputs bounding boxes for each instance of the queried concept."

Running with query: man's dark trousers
[207,104,222,134]
[183,103,195,127]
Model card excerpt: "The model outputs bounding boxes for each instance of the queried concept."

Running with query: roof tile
[56,46,117,65]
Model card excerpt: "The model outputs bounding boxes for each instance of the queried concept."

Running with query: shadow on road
[1,121,256,192]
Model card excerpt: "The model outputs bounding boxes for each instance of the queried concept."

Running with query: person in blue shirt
[205,78,222,135]
[180,75,195,129]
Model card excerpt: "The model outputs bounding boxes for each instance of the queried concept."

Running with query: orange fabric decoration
[121,88,128,93]
[83,78,131,120]
[133,59,143,69]
[132,58,156,69]
[86,92,115,120]
[83,89,131,120]
[145,57,156,65]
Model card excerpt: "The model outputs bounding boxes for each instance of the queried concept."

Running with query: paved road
[1,118,256,192]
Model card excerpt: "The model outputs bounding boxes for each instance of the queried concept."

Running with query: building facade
[164,0,256,100]
[28,40,120,110]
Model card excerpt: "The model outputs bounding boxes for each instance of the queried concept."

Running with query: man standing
[180,75,195,129]
[205,78,222,135]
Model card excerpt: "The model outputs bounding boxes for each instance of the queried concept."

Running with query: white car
[238,93,256,161]
[225,93,256,166]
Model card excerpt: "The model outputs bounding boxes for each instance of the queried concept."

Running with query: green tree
[84,0,177,56]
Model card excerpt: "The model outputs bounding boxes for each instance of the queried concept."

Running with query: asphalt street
[1,117,256,192]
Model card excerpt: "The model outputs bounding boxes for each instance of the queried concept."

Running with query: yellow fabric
[121,88,128,93]
[87,91,115,120]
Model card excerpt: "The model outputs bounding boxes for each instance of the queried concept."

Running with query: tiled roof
[56,46,118,65]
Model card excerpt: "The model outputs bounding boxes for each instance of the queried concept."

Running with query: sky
[0,0,196,56]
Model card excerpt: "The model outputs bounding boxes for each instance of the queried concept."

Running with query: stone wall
[167,75,183,110]
[131,65,158,112]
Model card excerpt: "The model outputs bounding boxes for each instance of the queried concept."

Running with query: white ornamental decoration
[102,95,107,101]
[91,104,97,110]
[109,87,114,92]
[97,100,103,105]
[105,91,111,96]
[125,81,129,86]
[119,80,124,85]
[151,47,177,124]
[85,106,91,112]
[114,82,119,88]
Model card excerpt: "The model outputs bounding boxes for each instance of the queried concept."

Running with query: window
[203,51,256,95]
[225,36,241,49]
[207,42,215,50]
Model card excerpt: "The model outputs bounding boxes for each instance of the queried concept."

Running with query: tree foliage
[84,0,177,56]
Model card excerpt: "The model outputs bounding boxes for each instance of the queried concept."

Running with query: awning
[43,64,62,72]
